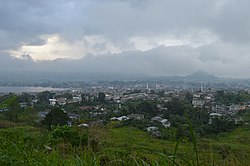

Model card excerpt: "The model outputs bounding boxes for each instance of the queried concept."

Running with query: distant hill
[142,71,218,82]
[185,71,218,81]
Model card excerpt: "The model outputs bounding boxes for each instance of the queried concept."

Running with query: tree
[37,91,54,103]
[137,101,157,117]
[57,93,73,99]
[18,93,34,103]
[18,107,38,125]
[185,92,193,103]
[204,118,236,134]
[42,108,69,129]
[4,98,20,122]
[165,99,185,116]
[157,90,165,97]
[98,92,106,102]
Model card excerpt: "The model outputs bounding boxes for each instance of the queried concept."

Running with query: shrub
[52,125,88,146]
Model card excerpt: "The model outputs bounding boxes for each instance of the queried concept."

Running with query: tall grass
[0,123,250,165]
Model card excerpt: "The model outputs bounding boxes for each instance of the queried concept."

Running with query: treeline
[215,91,250,105]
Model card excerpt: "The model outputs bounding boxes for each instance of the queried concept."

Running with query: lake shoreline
[0,86,67,94]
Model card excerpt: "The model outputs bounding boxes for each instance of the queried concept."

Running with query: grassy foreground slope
[106,126,250,165]
[0,122,250,166]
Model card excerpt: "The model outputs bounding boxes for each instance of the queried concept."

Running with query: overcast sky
[1,0,250,78]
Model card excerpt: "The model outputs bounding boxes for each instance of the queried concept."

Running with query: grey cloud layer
[1,0,249,46]
[1,0,250,78]
[1,45,250,78]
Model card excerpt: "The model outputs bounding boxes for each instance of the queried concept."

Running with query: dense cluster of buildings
[1,80,249,137]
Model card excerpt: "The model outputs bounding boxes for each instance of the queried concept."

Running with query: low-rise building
[57,98,67,106]
[128,114,144,120]
[151,116,171,128]
[49,99,57,106]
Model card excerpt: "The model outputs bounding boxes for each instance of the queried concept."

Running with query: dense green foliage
[215,91,250,105]
[37,91,55,103]
[0,95,17,109]
[97,92,106,102]
[42,108,69,129]
[0,123,250,166]
[3,97,20,122]
[137,101,157,117]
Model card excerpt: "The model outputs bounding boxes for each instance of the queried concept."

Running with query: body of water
[0,86,66,93]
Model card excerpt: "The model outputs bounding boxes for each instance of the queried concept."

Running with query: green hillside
[0,123,250,166]
[0,95,17,108]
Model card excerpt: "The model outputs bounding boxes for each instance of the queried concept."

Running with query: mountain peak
[186,71,217,80]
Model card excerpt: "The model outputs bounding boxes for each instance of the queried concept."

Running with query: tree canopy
[42,108,69,129]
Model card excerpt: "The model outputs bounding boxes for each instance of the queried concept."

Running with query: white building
[49,99,57,106]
